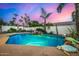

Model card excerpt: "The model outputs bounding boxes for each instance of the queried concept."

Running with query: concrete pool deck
[0,33,79,56]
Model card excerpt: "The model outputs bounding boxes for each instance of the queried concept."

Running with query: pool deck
[0,33,79,56]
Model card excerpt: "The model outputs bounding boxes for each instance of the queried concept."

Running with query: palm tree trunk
[56,24,59,45]
[56,24,58,35]
[75,3,79,32]
[44,18,46,32]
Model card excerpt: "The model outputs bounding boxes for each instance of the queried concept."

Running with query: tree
[75,4,79,33]
[9,20,15,26]
[40,8,52,32]
[19,18,23,24]
[24,13,30,27]
[9,13,18,26]
[13,13,19,29]
[0,18,6,32]
[19,18,24,30]
[20,14,30,27]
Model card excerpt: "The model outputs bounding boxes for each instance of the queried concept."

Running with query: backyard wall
[2,24,76,35]
[46,25,76,35]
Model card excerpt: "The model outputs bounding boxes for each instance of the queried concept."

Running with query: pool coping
[0,33,16,46]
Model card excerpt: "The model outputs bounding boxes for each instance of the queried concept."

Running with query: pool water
[6,34,65,47]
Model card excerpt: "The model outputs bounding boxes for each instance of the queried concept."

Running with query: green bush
[17,28,26,32]
[36,28,47,34]
[48,32,54,35]
[21,30,26,32]
[7,28,17,33]
[8,28,27,33]
[18,28,22,32]
[67,27,77,37]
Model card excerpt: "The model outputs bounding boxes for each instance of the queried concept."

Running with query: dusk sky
[0,3,75,23]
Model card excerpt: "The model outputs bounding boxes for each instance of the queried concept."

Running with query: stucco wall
[2,24,76,35]
[46,25,76,34]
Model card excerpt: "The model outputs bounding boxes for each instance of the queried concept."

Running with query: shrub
[18,28,22,32]
[36,28,47,34]
[18,28,26,32]
[48,32,54,35]
[67,27,77,37]
[21,30,26,32]
[7,28,17,33]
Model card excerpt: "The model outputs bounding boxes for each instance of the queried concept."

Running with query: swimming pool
[6,34,65,47]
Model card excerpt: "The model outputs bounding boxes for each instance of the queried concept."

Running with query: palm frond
[46,13,52,18]
[41,8,47,16]
[57,3,66,13]
[40,8,52,19]
[40,15,45,19]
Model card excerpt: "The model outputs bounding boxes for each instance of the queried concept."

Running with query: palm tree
[56,3,66,35]
[57,3,66,13]
[72,11,76,22]
[40,8,52,32]
[55,3,65,35]
[75,4,79,33]
[55,24,59,35]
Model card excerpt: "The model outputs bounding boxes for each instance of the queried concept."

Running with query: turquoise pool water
[6,34,65,47]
